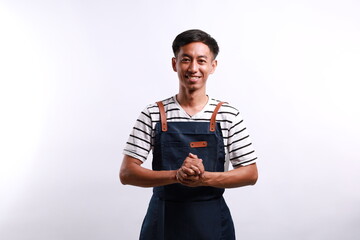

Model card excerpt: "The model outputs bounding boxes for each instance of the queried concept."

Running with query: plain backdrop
[1,0,360,239]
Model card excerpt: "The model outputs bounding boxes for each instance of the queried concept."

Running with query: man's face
[172,42,217,92]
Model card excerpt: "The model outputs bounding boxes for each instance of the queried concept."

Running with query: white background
[1,0,360,239]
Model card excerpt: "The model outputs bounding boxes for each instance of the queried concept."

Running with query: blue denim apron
[139,101,235,240]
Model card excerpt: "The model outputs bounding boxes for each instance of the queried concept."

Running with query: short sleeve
[227,112,257,167]
[123,106,153,162]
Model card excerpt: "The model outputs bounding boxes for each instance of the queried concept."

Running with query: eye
[198,59,207,64]
[181,58,190,63]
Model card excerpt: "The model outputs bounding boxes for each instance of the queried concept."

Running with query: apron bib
[140,101,235,240]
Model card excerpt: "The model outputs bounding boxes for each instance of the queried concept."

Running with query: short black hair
[172,29,219,59]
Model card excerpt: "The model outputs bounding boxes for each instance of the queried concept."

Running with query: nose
[188,61,198,73]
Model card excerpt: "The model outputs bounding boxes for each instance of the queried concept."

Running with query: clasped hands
[176,153,206,187]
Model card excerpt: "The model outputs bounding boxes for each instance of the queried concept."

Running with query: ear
[172,57,177,72]
[210,59,217,74]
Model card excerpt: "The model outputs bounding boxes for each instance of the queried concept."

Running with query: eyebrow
[180,54,209,59]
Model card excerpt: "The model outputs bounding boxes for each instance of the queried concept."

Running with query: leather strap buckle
[210,102,225,132]
[156,101,168,132]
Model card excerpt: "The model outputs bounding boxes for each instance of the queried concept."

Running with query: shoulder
[209,97,239,112]
[141,96,178,119]
[209,97,241,122]
[154,96,180,113]
[141,96,172,111]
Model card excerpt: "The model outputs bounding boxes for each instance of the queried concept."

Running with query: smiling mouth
[186,75,201,81]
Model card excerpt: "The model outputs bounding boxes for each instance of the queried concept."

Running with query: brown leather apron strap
[210,102,225,132]
[156,101,168,132]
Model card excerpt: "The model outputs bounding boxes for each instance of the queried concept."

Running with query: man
[120,29,258,240]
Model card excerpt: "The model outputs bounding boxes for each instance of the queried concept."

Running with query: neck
[177,88,207,105]
[176,89,208,116]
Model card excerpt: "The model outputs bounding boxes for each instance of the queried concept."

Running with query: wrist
[175,169,180,183]
[201,171,211,186]
[202,171,222,187]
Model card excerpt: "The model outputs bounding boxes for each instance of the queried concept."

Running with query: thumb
[188,153,198,158]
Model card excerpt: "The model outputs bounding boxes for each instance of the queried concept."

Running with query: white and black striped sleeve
[123,106,153,162]
[227,111,257,167]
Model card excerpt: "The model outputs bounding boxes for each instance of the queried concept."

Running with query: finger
[186,175,200,181]
[197,159,205,172]
[181,166,196,176]
[190,165,201,175]
[178,167,200,181]
[181,175,200,182]
[179,177,200,187]
[177,168,188,181]
[184,156,201,165]
[188,153,198,159]
[183,160,204,173]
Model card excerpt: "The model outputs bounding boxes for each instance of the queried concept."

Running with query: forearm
[120,155,178,187]
[121,167,178,188]
[202,163,258,188]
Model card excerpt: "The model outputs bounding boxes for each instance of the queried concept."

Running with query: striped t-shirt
[123,96,257,170]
